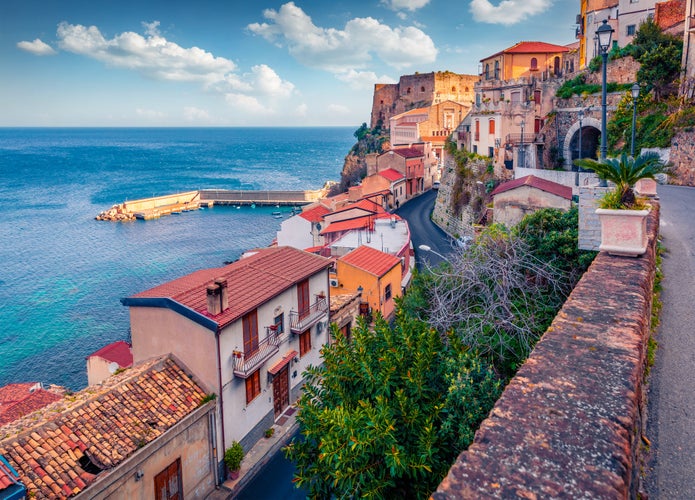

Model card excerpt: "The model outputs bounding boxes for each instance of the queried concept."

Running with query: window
[245,370,261,404]
[626,25,636,36]
[534,90,541,105]
[298,279,309,319]
[421,86,425,92]
[494,61,500,79]
[489,147,494,158]
[485,63,490,79]
[384,284,392,302]
[474,120,480,141]
[154,458,182,500]
[299,330,311,357]
[488,119,495,135]
[274,313,284,335]
[530,58,538,71]
[473,145,478,154]
[243,310,258,355]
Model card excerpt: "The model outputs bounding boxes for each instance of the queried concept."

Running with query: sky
[1,0,578,127]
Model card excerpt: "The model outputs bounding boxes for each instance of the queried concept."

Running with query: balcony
[290,297,329,334]
[232,326,287,378]
[505,133,539,145]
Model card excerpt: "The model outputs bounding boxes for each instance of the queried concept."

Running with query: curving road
[644,185,695,499]
[395,189,454,268]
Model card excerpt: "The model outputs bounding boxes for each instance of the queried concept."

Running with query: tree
[637,43,682,101]
[285,313,501,499]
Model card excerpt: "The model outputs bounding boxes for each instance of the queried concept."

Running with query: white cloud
[469,0,552,25]
[381,0,431,11]
[136,108,166,119]
[225,93,274,115]
[249,64,295,97]
[327,104,350,114]
[183,106,211,121]
[335,69,396,90]
[295,103,308,116]
[56,21,235,84]
[247,2,437,73]
[17,39,57,56]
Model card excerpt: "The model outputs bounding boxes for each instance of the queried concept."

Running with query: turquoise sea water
[0,127,355,390]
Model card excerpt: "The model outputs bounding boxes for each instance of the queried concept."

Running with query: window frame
[245,370,261,404]
[299,329,311,357]
[384,283,392,302]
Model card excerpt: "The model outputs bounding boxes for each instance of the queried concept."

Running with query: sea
[0,127,355,390]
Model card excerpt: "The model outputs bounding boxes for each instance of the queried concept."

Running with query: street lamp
[519,119,525,168]
[631,82,640,157]
[418,244,448,262]
[597,19,614,163]
[576,108,584,186]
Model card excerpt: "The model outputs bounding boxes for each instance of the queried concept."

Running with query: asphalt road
[394,189,454,268]
[644,185,695,499]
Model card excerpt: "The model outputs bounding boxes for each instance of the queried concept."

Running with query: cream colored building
[491,175,573,227]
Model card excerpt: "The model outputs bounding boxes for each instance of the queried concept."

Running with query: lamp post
[519,119,525,168]
[576,108,584,186]
[597,19,614,163]
[418,244,449,264]
[631,82,640,157]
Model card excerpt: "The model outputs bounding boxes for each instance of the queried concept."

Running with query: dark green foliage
[556,73,630,99]
[285,314,501,499]
[637,43,682,101]
[513,207,596,288]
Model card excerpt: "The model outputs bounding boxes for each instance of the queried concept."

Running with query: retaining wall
[434,205,659,499]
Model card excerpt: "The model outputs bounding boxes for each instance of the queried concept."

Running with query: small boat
[171,210,181,215]
[272,211,282,216]
[251,203,256,209]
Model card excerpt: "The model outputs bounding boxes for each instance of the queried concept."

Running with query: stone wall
[585,56,640,85]
[434,205,659,499]
[668,129,695,186]
[431,156,478,239]
[578,185,610,250]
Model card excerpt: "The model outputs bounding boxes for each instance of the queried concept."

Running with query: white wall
[277,215,313,249]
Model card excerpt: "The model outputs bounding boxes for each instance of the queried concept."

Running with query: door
[154,458,182,500]
[298,279,310,319]
[243,310,259,355]
[273,366,290,418]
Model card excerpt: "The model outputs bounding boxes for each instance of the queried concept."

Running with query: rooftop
[124,246,331,331]
[483,41,570,61]
[0,356,207,499]
[330,217,410,257]
[0,384,62,427]
[339,246,401,278]
[86,340,133,368]
[491,175,573,200]
[378,168,405,182]
[299,204,330,223]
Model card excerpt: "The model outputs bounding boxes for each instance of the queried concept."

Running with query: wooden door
[298,280,310,319]
[154,458,182,500]
[243,310,258,355]
[273,366,290,418]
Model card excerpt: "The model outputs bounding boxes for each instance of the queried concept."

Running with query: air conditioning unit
[329,278,339,287]
[316,320,328,334]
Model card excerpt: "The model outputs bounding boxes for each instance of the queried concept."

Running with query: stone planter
[634,178,657,197]
[595,208,649,257]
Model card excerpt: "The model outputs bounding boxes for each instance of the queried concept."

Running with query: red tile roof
[0,457,22,495]
[0,356,207,500]
[86,340,133,368]
[0,384,62,427]
[339,246,401,278]
[320,217,374,235]
[299,204,330,223]
[484,41,570,60]
[390,147,424,159]
[490,175,573,200]
[378,168,405,182]
[332,198,385,216]
[127,246,331,330]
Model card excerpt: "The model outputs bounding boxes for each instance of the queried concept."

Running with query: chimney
[215,277,229,312]
[206,283,221,315]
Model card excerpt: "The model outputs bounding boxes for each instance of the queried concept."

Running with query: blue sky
[1,0,577,127]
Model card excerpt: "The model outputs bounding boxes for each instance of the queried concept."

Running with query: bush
[224,441,244,471]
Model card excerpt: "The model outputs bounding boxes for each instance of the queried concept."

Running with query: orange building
[331,246,402,321]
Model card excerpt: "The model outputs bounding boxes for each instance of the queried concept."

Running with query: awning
[268,350,298,375]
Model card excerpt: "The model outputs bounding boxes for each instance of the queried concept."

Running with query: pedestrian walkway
[207,406,300,499]
[644,185,695,499]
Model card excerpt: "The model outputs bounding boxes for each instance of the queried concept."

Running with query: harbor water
[0,127,355,389]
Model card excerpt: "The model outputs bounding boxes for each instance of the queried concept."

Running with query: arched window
[485,64,490,79]
[530,57,538,71]
[474,120,480,141]
[406,87,411,94]
[452,86,456,92]
[421,86,425,92]
[494,61,500,79]
[465,87,469,92]
[554,56,561,76]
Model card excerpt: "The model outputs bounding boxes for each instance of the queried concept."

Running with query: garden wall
[433,205,659,498]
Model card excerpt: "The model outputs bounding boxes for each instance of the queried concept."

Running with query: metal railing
[290,297,329,333]
[232,326,288,378]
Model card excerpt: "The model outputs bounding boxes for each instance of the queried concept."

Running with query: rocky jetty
[95,204,135,222]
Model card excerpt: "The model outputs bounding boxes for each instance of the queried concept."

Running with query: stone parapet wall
[668,129,695,186]
[578,185,610,250]
[434,205,659,499]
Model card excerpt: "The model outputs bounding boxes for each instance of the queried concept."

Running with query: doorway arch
[563,116,601,169]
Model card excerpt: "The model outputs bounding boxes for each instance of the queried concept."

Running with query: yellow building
[331,245,402,321]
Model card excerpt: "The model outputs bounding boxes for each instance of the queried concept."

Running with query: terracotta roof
[299,204,330,223]
[339,246,401,278]
[332,198,384,216]
[378,168,405,182]
[483,41,570,60]
[320,217,374,235]
[86,340,133,368]
[490,175,573,200]
[125,246,331,330]
[0,456,23,496]
[0,356,207,500]
[0,384,62,427]
[389,147,424,159]
[268,350,298,375]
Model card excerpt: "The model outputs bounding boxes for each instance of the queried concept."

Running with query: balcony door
[243,310,259,355]
[298,279,310,320]
[273,366,290,418]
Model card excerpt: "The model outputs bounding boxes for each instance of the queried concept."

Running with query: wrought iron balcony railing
[290,297,329,334]
[232,326,288,378]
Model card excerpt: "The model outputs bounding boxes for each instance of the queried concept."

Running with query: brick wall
[434,205,659,499]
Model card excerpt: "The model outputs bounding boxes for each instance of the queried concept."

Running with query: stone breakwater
[95,204,136,222]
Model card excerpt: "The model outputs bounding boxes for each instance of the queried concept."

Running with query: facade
[577,1,619,69]
[370,71,478,130]
[491,175,573,227]
[468,41,569,172]
[276,203,330,250]
[331,246,403,321]
[376,148,425,198]
[85,340,133,386]
[122,246,332,464]
[0,356,216,499]
[618,0,658,46]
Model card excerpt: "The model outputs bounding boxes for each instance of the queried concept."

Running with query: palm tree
[574,152,667,208]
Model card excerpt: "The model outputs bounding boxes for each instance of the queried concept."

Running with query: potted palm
[224,441,244,480]
[574,152,667,257]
